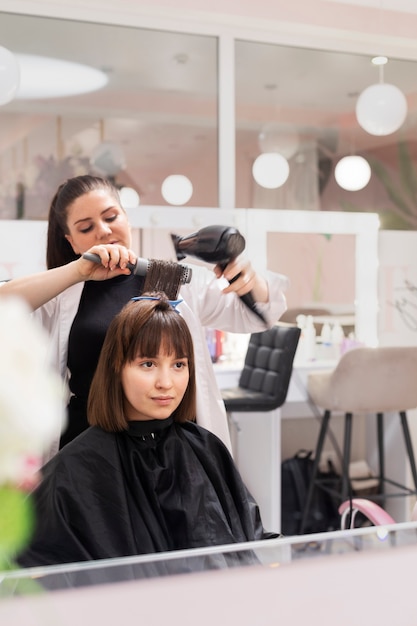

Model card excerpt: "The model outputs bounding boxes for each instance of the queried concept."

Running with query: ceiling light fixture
[355,59,407,136]
[0,46,20,105]
[119,186,140,209]
[15,54,108,99]
[252,152,290,189]
[161,175,193,206]
[371,56,388,66]
[334,155,371,191]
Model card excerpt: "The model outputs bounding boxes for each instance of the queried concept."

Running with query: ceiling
[0,7,417,209]
[325,0,417,13]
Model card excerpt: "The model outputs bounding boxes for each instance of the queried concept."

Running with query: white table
[215,358,336,533]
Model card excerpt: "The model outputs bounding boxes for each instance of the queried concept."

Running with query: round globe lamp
[334,155,371,191]
[356,83,407,136]
[119,186,140,209]
[252,152,290,189]
[161,175,193,206]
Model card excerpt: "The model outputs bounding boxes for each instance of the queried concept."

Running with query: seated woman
[17,293,278,567]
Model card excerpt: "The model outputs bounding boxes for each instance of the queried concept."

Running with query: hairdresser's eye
[79,224,93,234]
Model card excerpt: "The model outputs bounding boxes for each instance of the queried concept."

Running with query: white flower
[0,297,64,486]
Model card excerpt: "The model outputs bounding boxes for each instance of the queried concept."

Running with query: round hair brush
[82,252,192,285]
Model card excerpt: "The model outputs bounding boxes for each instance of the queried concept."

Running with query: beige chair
[300,346,417,533]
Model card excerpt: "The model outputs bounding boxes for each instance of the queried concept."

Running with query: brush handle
[82,252,148,276]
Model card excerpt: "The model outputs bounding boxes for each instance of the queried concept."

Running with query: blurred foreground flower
[0,297,64,569]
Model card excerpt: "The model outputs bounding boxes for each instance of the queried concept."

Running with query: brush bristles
[180,265,192,284]
[143,259,192,299]
[134,258,191,284]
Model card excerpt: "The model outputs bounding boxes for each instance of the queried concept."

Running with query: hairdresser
[0,175,288,456]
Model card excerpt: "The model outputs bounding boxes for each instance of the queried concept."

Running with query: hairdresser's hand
[213,256,269,303]
[0,244,137,312]
[76,244,137,281]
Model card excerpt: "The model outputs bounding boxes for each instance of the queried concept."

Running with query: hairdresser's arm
[0,244,135,311]
[0,263,85,310]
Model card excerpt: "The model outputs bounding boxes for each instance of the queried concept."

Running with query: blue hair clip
[131,296,183,313]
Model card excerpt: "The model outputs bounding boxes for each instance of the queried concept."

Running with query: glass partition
[2,12,417,223]
[2,522,417,597]
[0,12,218,217]
[266,232,356,315]
[235,38,417,228]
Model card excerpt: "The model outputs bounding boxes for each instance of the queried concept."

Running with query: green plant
[341,141,417,230]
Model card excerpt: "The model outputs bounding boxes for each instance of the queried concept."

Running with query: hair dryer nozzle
[170,234,187,261]
[170,225,245,265]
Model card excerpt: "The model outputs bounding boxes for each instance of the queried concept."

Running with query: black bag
[281,449,341,536]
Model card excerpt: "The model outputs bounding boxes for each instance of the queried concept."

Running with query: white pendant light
[161,174,193,205]
[119,186,140,209]
[355,60,407,136]
[0,46,20,105]
[252,152,290,189]
[334,155,371,191]
[356,83,407,136]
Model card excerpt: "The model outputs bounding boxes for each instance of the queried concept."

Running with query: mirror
[235,38,417,228]
[0,11,218,215]
[267,232,356,315]
[1,12,417,224]
[0,10,383,344]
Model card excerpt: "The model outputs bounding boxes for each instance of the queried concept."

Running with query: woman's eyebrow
[73,206,117,226]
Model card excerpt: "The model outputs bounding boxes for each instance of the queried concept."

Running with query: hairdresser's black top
[18,418,277,569]
[64,274,144,446]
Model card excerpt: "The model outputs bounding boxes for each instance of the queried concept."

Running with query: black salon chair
[221,324,301,413]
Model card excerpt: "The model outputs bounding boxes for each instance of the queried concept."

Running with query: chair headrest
[222,325,300,412]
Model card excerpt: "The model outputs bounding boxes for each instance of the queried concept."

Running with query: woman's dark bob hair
[87,293,196,431]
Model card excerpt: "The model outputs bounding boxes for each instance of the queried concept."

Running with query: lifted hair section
[142,259,186,300]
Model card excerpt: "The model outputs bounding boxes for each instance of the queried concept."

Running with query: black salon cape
[18,417,277,569]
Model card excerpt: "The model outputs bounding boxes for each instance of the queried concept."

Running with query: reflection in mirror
[235,39,417,228]
[2,13,417,223]
[0,12,218,217]
[267,232,355,315]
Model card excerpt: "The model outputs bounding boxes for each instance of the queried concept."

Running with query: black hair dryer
[171,224,266,323]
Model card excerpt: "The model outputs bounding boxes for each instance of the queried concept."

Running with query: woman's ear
[65,234,80,254]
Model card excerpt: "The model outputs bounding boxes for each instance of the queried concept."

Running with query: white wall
[0,220,47,281]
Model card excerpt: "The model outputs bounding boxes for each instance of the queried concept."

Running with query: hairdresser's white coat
[34,264,287,460]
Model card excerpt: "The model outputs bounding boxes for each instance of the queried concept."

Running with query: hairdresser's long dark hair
[46,175,121,269]
[88,294,197,432]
